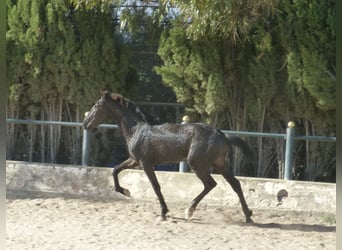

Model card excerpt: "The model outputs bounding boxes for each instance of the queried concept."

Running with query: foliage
[115,1,176,102]
[6,0,335,181]
[155,0,335,179]
[165,0,277,42]
[6,0,136,163]
[278,0,336,112]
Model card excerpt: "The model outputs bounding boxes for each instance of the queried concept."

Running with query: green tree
[277,0,336,180]
[279,0,335,111]
[7,0,135,163]
[164,0,277,41]
[7,0,335,180]
[156,0,335,180]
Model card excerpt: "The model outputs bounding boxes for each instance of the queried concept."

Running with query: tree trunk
[305,118,310,180]
[257,105,266,177]
[40,111,46,163]
[44,97,63,163]
[6,103,19,159]
[75,108,81,164]
[66,103,81,165]
[28,118,35,162]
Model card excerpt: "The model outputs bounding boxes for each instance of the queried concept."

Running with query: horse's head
[83,91,116,130]
[83,91,147,130]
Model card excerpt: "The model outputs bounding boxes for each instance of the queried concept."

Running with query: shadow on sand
[168,215,335,233]
[246,222,335,233]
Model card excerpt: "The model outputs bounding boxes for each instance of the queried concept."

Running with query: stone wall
[6,161,336,214]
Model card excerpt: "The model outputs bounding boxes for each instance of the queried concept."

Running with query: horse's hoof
[122,188,131,197]
[156,216,167,222]
[184,207,194,221]
[115,187,131,197]
[246,217,254,223]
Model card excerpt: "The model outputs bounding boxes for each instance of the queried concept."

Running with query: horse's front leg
[112,158,139,197]
[141,162,169,221]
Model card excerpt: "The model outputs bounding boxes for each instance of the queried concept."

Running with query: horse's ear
[110,93,124,104]
[110,93,118,101]
[102,90,110,97]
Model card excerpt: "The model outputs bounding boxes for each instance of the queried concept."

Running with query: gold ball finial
[182,115,190,123]
[287,121,295,128]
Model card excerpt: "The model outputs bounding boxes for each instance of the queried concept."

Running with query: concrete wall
[6,161,335,214]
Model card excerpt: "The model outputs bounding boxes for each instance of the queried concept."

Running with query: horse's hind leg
[112,158,139,197]
[185,168,217,220]
[220,167,253,223]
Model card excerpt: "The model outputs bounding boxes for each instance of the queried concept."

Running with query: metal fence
[6,118,336,180]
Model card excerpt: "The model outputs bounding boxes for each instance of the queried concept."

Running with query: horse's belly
[128,135,190,164]
[156,151,187,164]
[151,140,188,163]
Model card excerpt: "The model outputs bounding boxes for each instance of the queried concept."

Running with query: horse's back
[130,122,227,164]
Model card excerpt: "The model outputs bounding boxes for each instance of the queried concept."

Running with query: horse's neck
[119,117,140,139]
[114,106,146,141]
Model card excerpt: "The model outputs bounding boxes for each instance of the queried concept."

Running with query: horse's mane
[108,92,147,122]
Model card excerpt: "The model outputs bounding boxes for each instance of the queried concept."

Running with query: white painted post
[179,115,190,173]
[284,121,295,180]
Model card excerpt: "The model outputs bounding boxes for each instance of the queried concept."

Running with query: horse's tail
[225,135,255,162]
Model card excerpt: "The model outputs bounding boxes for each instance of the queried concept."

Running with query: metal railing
[6,118,336,180]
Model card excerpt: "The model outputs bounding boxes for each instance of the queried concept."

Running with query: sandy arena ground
[6,195,335,250]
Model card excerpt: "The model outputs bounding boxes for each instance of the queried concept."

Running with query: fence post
[82,112,90,166]
[284,121,295,180]
[179,115,190,173]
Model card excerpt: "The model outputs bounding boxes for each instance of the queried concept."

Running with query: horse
[83,91,254,223]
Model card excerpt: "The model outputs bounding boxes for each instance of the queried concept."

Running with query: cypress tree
[7,0,135,163]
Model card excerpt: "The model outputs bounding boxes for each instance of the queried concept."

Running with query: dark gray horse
[83,91,254,222]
